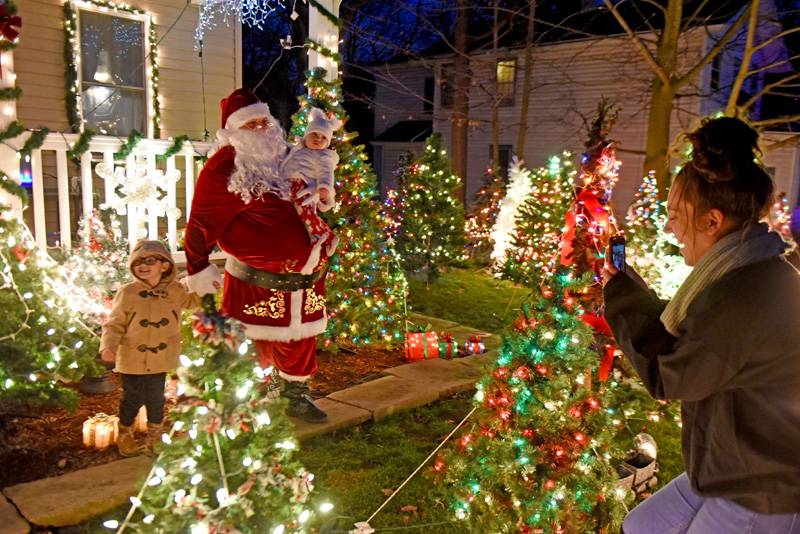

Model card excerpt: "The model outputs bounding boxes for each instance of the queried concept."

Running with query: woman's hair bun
[686,117,760,183]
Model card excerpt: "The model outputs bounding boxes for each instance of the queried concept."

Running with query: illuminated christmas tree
[500,154,575,287]
[105,299,334,532]
[465,167,506,263]
[0,178,99,417]
[392,133,465,282]
[625,172,690,299]
[490,158,534,267]
[290,68,406,349]
[62,209,130,328]
[383,152,415,242]
[439,106,631,532]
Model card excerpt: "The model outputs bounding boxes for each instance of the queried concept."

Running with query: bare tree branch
[752,114,800,127]
[726,0,759,114]
[602,0,670,85]
[764,134,800,151]
[751,25,800,53]
[743,71,800,110]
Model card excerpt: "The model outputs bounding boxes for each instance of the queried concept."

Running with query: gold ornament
[304,287,325,314]
[243,293,286,318]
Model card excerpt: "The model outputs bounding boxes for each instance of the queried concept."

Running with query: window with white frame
[77,7,149,136]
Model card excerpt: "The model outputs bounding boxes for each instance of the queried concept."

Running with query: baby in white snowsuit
[280,107,342,261]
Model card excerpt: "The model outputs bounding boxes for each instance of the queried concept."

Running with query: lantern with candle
[82,413,119,449]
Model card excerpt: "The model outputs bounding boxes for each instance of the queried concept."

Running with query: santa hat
[220,88,274,130]
[305,108,342,147]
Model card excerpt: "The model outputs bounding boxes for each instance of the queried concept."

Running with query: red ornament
[545,479,556,490]
[522,428,535,439]
[12,245,30,264]
[568,406,583,419]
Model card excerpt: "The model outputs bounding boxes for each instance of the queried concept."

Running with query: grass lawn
[301,395,472,533]
[406,265,529,333]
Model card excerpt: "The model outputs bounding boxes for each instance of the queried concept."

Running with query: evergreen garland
[67,129,96,160]
[20,128,50,154]
[113,129,144,160]
[0,87,21,100]
[156,135,189,162]
[0,120,24,142]
[305,39,341,65]
[309,0,342,28]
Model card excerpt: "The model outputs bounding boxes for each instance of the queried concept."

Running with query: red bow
[0,6,21,43]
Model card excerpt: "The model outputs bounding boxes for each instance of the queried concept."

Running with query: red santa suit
[184,89,327,381]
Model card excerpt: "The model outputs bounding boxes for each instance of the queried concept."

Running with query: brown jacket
[100,241,199,375]
[604,256,800,513]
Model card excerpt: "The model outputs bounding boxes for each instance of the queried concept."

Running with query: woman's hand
[602,248,649,291]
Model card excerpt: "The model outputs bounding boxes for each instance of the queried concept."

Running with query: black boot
[282,381,328,423]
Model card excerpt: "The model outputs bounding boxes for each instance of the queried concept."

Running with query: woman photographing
[603,117,800,533]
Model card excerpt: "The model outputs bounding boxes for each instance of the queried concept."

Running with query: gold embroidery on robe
[243,293,286,318]
[281,259,300,273]
[304,288,325,314]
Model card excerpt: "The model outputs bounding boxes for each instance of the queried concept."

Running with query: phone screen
[611,237,626,272]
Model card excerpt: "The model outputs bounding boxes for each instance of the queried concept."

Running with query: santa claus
[184,88,329,423]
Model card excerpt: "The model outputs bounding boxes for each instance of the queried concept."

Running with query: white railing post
[145,148,158,240]
[31,148,46,248]
[80,151,93,218]
[103,150,115,204]
[166,156,178,253]
[55,149,71,249]
[184,151,194,220]
[307,0,341,82]
[125,153,138,250]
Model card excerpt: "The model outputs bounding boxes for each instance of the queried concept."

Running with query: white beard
[216,127,289,204]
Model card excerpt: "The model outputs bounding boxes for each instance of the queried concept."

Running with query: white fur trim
[300,242,323,275]
[225,103,273,130]
[279,371,310,382]
[240,290,328,342]
[185,263,221,296]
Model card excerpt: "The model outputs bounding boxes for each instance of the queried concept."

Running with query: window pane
[80,10,145,88]
[82,86,145,136]
[496,59,516,102]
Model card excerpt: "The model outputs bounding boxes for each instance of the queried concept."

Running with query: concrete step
[327,375,441,421]
[0,494,29,534]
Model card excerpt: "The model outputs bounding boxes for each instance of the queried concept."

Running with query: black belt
[225,257,324,292]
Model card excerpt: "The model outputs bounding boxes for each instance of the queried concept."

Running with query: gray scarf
[660,223,789,335]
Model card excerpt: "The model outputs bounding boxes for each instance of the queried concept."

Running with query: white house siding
[430,28,709,213]
[372,141,426,195]
[16,0,241,139]
[372,63,434,137]
[761,132,800,206]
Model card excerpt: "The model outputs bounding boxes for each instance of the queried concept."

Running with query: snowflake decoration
[95,157,182,238]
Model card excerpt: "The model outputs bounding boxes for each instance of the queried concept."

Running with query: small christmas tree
[500,154,576,287]
[465,166,506,263]
[105,298,333,532]
[393,133,465,282]
[62,209,130,328]
[290,68,406,349]
[625,172,690,299]
[0,178,99,418]
[383,152,415,242]
[439,105,631,532]
[490,158,534,267]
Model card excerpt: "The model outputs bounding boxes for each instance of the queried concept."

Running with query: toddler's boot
[142,422,164,455]
[117,424,140,457]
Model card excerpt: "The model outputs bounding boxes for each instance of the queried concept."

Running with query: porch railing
[22,132,215,264]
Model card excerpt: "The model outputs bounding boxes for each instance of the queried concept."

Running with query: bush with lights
[391,133,465,283]
[104,297,333,533]
[437,106,633,532]
[465,166,506,263]
[0,179,99,424]
[499,154,576,288]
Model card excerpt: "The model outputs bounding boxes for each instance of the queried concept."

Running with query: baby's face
[305,132,329,150]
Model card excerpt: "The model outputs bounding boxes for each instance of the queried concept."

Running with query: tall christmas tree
[499,154,575,287]
[0,179,99,419]
[625,172,690,299]
[105,299,333,532]
[289,68,407,349]
[465,166,506,263]
[490,157,534,267]
[392,133,465,282]
[439,106,631,533]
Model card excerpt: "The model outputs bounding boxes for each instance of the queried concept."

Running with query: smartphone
[610,235,626,272]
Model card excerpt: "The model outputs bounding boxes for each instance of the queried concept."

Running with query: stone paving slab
[0,494,28,534]
[381,358,482,398]
[3,456,151,527]
[327,375,440,421]
[292,398,372,441]
[452,350,497,373]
